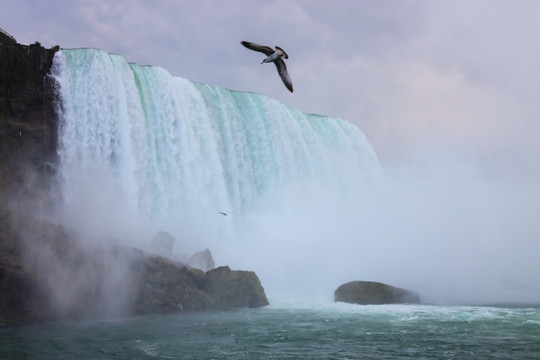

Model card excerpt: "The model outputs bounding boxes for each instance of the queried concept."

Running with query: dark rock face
[135,262,268,314]
[134,256,212,314]
[205,266,269,309]
[0,207,59,323]
[0,208,42,324]
[334,281,420,305]
[0,30,60,203]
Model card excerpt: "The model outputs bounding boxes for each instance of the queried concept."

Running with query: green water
[1,302,539,359]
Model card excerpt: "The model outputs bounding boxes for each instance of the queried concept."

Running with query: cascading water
[50,48,383,296]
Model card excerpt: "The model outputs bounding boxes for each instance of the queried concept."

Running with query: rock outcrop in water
[135,259,268,314]
[204,266,269,309]
[334,281,420,305]
[0,207,269,324]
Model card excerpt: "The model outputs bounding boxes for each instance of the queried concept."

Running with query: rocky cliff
[0,29,59,204]
[0,207,46,323]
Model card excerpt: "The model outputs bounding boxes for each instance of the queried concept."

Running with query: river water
[2,301,539,359]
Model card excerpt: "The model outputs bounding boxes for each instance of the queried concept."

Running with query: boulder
[334,281,420,305]
[133,256,213,314]
[187,248,215,272]
[151,231,175,256]
[204,266,269,309]
[135,262,268,313]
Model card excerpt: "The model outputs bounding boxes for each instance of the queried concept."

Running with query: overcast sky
[2,0,539,171]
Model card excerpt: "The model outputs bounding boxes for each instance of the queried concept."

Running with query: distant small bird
[240,41,293,93]
[218,211,233,216]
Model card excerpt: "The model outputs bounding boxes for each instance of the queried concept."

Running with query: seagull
[218,211,233,216]
[240,41,293,93]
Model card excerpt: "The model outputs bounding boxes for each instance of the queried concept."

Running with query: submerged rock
[334,281,420,305]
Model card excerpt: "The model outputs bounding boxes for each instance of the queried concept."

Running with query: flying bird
[240,41,293,93]
[218,211,233,216]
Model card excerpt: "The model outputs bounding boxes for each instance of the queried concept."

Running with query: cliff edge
[0,29,59,204]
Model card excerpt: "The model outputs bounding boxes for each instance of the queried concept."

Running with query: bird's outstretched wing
[275,59,293,92]
[241,41,275,56]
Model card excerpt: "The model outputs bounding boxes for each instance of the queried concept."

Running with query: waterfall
[51,48,381,260]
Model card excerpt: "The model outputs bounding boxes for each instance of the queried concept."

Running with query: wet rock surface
[0,30,59,203]
[335,280,420,305]
[0,208,269,324]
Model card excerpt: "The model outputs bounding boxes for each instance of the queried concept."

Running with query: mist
[217,143,540,305]
[52,145,538,306]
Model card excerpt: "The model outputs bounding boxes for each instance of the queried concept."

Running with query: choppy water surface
[1,302,539,359]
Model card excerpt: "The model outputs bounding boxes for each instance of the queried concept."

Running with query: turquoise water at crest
[2,303,539,359]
